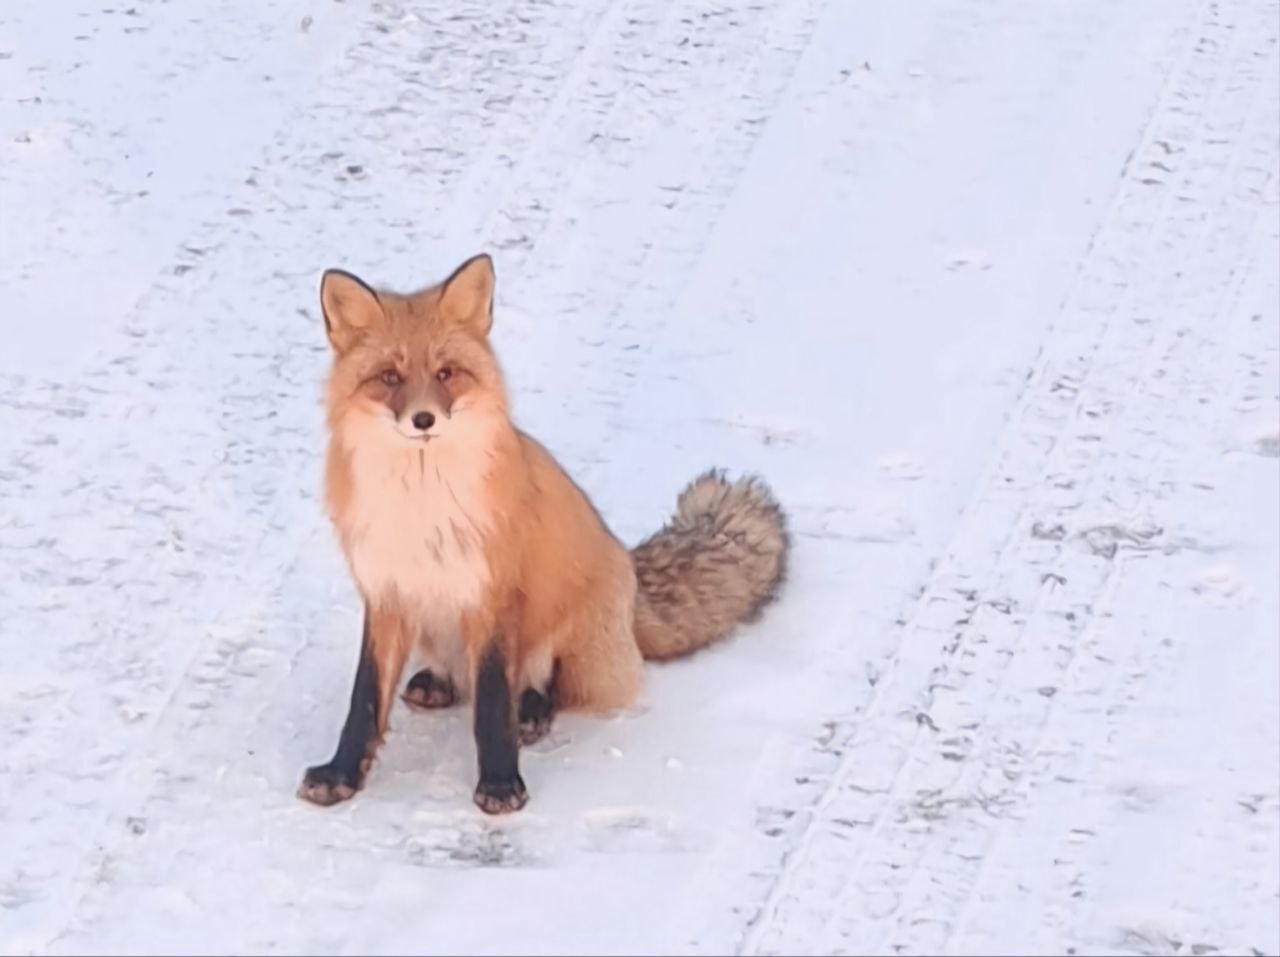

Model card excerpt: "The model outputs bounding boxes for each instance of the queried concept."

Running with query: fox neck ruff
[330,410,512,641]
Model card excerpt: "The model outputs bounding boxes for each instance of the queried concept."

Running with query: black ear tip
[321,268,379,301]
[444,253,496,290]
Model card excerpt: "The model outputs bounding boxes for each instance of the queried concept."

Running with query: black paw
[403,668,459,709]
[473,774,528,815]
[517,687,554,745]
[297,762,362,806]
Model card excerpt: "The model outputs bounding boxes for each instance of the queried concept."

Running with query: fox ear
[437,253,495,337]
[320,269,383,353]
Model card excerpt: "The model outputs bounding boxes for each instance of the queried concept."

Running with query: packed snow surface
[1,0,1277,953]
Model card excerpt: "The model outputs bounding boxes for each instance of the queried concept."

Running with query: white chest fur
[336,424,495,644]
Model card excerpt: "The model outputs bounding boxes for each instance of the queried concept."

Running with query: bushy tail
[632,470,789,661]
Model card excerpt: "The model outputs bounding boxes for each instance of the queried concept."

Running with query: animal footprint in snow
[1191,564,1252,604]
[945,249,992,270]
[406,813,543,868]
[580,807,696,854]
[876,452,924,480]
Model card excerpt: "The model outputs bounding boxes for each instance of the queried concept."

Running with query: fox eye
[379,369,402,387]
[436,366,453,383]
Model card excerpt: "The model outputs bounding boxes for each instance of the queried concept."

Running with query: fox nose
[411,411,435,431]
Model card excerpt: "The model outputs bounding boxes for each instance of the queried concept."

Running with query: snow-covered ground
[1,0,1277,953]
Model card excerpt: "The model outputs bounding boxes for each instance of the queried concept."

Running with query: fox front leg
[471,642,528,814]
[298,605,409,805]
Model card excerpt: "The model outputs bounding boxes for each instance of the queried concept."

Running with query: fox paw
[474,775,528,815]
[518,717,551,746]
[297,763,362,806]
[403,668,459,709]
[517,687,553,745]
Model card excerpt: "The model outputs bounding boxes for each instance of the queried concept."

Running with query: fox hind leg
[402,667,459,709]
[554,614,643,716]
[518,665,557,745]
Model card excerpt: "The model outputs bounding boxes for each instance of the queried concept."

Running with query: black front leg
[472,643,527,814]
[298,608,379,806]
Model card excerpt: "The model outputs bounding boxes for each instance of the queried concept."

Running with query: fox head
[320,254,508,449]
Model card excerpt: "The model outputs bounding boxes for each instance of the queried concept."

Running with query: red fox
[298,254,788,814]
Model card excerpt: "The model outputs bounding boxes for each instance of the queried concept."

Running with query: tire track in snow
[949,213,1280,957]
[898,8,1280,954]
[737,0,1277,951]
[945,26,1280,955]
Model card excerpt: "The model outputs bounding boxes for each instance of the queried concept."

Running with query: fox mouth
[393,429,435,443]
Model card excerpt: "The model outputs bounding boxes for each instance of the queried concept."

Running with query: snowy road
[1,0,1277,954]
